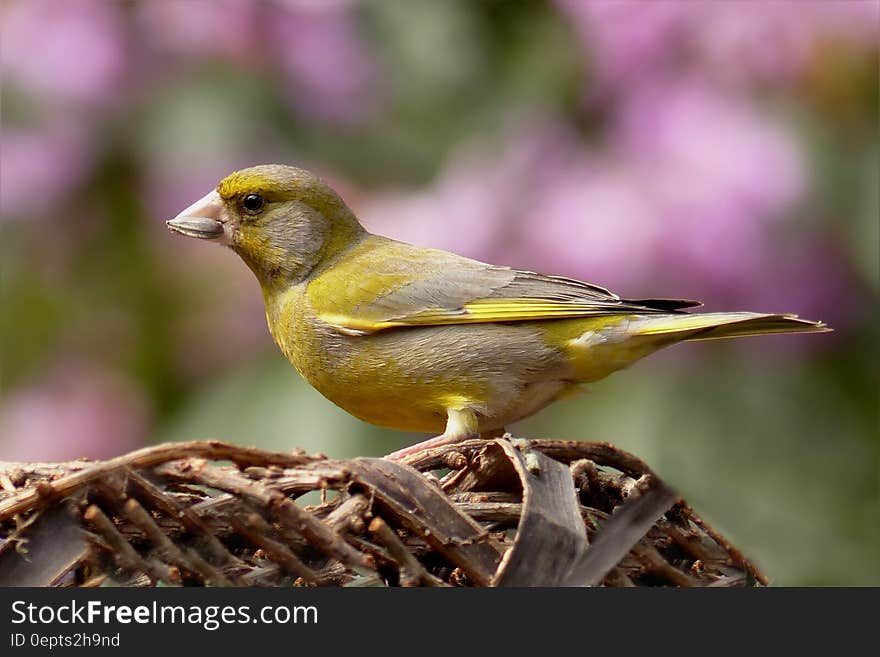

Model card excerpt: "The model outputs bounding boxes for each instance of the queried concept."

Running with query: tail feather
[630,312,830,341]
[625,297,704,312]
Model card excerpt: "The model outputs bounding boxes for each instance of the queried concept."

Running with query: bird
[166,164,829,460]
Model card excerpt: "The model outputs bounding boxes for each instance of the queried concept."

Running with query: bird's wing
[309,237,699,335]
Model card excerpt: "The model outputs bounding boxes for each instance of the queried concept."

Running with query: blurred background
[1,0,877,584]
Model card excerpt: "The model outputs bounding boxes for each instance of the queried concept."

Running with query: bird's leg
[384,408,478,461]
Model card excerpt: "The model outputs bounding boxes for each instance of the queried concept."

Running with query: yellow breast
[265,285,486,433]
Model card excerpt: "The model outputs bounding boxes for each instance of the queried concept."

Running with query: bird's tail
[629,312,830,341]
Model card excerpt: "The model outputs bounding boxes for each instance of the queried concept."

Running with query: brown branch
[124,469,243,571]
[682,504,768,586]
[368,517,445,587]
[324,494,370,534]
[155,459,373,574]
[0,441,320,521]
[120,498,232,586]
[230,512,323,585]
[83,505,173,584]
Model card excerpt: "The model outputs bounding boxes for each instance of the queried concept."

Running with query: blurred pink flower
[521,77,809,302]
[355,121,574,261]
[746,239,858,330]
[0,123,91,219]
[613,78,805,291]
[0,364,150,461]
[615,79,805,216]
[558,0,880,90]
[361,102,804,294]
[691,1,880,87]
[135,0,258,60]
[358,154,510,258]
[269,0,379,123]
[360,120,581,261]
[135,0,380,123]
[558,0,686,90]
[521,158,665,291]
[1,0,126,105]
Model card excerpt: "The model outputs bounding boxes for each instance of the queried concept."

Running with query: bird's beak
[166,190,228,241]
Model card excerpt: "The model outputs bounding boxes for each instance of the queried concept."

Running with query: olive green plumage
[167,164,829,458]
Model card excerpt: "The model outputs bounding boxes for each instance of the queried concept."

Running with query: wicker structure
[0,437,765,587]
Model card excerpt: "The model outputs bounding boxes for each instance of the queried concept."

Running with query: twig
[82,505,171,584]
[125,469,243,572]
[683,504,768,585]
[530,440,655,478]
[230,512,322,585]
[324,494,370,533]
[156,460,372,574]
[368,517,445,587]
[630,545,700,587]
[0,441,320,520]
[121,498,232,586]
[395,439,500,470]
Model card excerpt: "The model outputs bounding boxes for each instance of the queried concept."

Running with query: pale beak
[166,190,227,241]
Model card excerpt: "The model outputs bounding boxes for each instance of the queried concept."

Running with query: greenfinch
[167,164,828,459]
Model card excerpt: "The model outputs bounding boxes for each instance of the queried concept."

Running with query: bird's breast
[264,287,458,432]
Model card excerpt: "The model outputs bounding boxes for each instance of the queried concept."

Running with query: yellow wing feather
[319,299,627,333]
[309,236,699,335]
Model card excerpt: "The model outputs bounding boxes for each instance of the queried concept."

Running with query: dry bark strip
[350,458,503,586]
[564,479,680,586]
[492,440,589,586]
[0,503,87,586]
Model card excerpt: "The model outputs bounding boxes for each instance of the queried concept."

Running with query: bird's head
[167,164,366,290]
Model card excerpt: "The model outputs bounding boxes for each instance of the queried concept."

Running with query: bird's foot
[384,432,476,461]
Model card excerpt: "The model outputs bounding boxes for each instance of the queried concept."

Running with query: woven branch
[0,437,766,587]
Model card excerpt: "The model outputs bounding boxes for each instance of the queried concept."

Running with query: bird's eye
[242,193,265,214]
